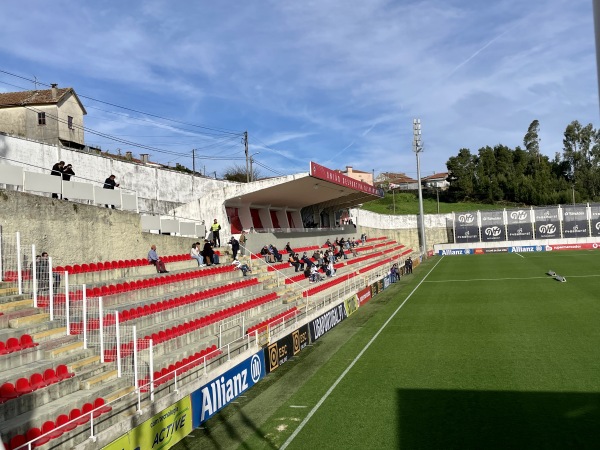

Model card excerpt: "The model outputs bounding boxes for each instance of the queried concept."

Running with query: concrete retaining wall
[0,189,196,265]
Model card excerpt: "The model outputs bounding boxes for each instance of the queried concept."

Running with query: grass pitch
[176,251,600,450]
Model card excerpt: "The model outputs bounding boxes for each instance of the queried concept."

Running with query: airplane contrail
[446,26,514,79]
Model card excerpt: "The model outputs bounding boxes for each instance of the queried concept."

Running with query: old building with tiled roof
[336,166,374,185]
[0,84,86,148]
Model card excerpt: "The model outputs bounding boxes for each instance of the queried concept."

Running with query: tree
[523,119,541,163]
[446,149,476,200]
[223,164,261,183]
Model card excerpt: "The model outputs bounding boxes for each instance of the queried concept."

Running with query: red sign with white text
[357,286,372,306]
[546,243,600,251]
[310,162,383,197]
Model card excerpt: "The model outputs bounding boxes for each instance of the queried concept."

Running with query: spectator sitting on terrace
[324,238,332,247]
[312,249,323,266]
[288,252,304,272]
[210,241,220,264]
[148,245,168,273]
[361,233,367,244]
[269,244,283,262]
[232,259,251,276]
[285,242,294,254]
[201,239,214,266]
[261,245,274,263]
[229,236,240,260]
[310,265,323,283]
[190,243,204,267]
[300,252,313,268]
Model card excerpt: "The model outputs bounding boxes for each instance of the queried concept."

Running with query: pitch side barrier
[434,237,600,255]
[101,272,394,449]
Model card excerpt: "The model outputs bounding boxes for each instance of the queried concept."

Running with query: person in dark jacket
[229,236,240,260]
[103,175,119,209]
[61,164,75,200]
[201,239,214,266]
[51,161,64,198]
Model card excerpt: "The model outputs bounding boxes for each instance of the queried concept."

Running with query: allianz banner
[454,212,480,243]
[479,210,505,242]
[506,209,533,240]
[562,205,589,237]
[533,207,561,239]
[265,324,309,374]
[309,303,348,342]
[191,351,265,427]
[590,204,600,237]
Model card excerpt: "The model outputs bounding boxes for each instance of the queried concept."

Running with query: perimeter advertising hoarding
[265,324,309,374]
[506,208,533,240]
[479,210,506,242]
[370,278,384,297]
[438,249,474,256]
[344,294,360,316]
[590,204,600,237]
[533,207,561,239]
[103,396,193,450]
[508,245,545,253]
[546,243,600,251]
[309,303,348,342]
[309,161,383,197]
[454,212,480,243]
[473,247,509,254]
[357,286,372,306]
[562,205,589,237]
[191,351,266,427]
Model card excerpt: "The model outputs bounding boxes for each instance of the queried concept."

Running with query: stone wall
[0,189,196,266]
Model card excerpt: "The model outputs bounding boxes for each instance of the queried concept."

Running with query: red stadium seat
[52,414,70,439]
[20,334,38,349]
[0,341,8,355]
[43,368,59,385]
[80,402,94,423]
[9,434,26,450]
[56,364,75,380]
[15,377,33,394]
[94,397,112,415]
[64,409,80,432]
[30,372,47,390]
[25,427,43,447]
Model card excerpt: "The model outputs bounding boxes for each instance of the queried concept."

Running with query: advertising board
[590,204,600,237]
[438,249,473,256]
[357,286,372,306]
[191,352,265,427]
[479,210,505,242]
[454,212,480,243]
[264,325,309,374]
[562,205,589,237]
[546,243,600,251]
[308,303,348,342]
[103,396,193,450]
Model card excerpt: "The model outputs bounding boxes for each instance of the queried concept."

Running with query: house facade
[0,84,86,149]
[337,166,374,185]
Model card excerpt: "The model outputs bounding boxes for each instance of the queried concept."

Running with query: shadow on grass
[397,388,600,449]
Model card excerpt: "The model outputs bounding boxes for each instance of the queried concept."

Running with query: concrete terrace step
[0,286,18,296]
[32,325,68,343]
[45,339,85,359]
[0,298,32,312]
[82,368,118,390]
[9,311,50,328]
[70,355,101,372]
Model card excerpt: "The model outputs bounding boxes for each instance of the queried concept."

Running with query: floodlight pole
[413,119,427,256]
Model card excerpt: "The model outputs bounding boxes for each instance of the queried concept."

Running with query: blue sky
[0,0,597,180]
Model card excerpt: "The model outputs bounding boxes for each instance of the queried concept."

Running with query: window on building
[38,112,46,125]
[68,116,73,129]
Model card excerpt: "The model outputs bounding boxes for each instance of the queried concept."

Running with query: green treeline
[445,120,600,205]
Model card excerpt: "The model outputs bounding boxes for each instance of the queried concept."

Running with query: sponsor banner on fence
[438,248,473,256]
[357,286,372,306]
[507,209,532,224]
[265,324,309,374]
[590,204,600,237]
[103,396,193,450]
[509,245,545,253]
[344,294,360,317]
[370,278,384,297]
[454,211,480,243]
[191,351,265,427]
[309,303,348,342]
[506,223,533,240]
[479,210,506,242]
[562,205,589,237]
[546,243,600,251]
[533,207,560,239]
[474,247,510,254]
[383,275,391,289]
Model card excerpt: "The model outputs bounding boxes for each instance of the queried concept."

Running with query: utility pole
[192,149,196,175]
[244,131,249,183]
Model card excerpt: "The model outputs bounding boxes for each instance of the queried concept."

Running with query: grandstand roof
[230,172,381,210]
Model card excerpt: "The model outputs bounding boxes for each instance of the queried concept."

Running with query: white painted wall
[0,133,229,215]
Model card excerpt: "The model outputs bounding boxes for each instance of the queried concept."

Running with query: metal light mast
[413,119,427,256]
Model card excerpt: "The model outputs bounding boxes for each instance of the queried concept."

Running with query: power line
[0,69,244,136]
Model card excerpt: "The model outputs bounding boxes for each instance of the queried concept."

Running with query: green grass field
[175,251,600,450]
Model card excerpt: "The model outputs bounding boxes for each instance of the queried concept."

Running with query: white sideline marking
[290,405,308,408]
[280,256,445,450]
[515,252,525,258]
